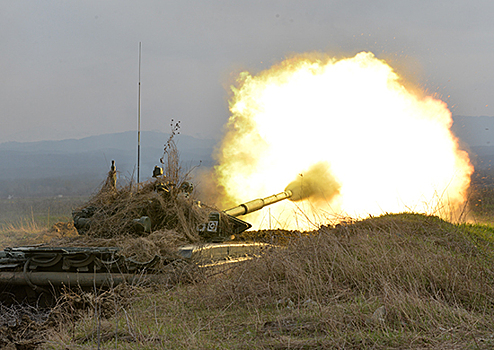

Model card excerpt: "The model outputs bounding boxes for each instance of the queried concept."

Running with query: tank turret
[197,190,293,241]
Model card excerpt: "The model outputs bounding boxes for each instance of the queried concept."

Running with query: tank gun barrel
[224,190,293,217]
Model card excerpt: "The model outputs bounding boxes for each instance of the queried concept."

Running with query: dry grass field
[1,208,494,348]
[2,170,494,349]
[8,212,489,350]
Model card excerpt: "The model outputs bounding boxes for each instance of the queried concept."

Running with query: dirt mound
[183,213,494,348]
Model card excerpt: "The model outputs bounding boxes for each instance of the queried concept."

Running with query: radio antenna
[137,42,142,185]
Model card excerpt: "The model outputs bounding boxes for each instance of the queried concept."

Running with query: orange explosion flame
[214,52,473,230]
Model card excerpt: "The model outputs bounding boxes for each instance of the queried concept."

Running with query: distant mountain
[0,131,216,155]
[0,131,216,197]
[2,116,494,198]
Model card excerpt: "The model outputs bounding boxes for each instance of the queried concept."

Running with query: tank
[180,190,293,260]
[196,190,293,241]
[0,190,293,304]
[0,159,294,304]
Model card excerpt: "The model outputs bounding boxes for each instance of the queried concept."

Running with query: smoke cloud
[285,161,340,202]
[213,51,473,230]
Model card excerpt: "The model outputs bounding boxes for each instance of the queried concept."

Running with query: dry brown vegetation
[70,133,210,242]
[1,212,493,349]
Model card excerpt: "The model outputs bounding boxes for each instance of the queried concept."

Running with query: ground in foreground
[2,212,494,349]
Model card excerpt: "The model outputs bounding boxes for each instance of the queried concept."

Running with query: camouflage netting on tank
[70,132,211,243]
[74,178,207,240]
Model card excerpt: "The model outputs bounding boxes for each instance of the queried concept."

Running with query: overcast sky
[1,0,493,143]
